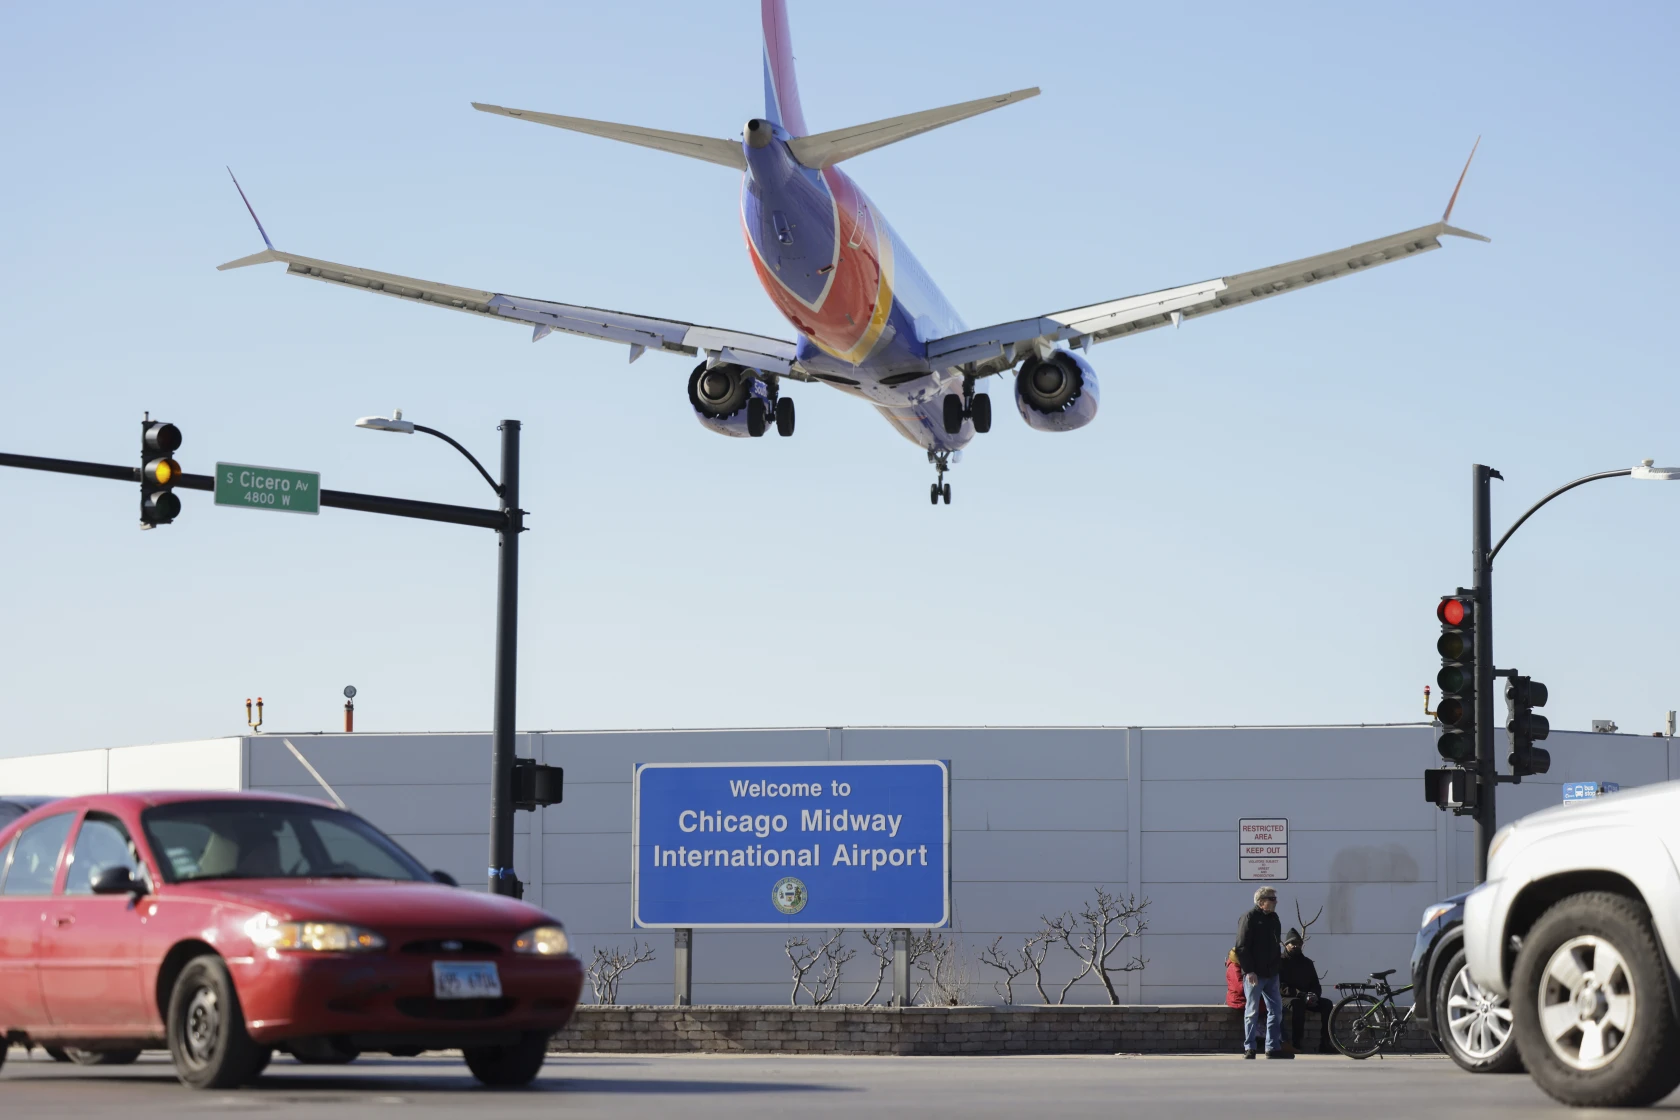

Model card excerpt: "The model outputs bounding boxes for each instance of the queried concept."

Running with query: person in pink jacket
[1226,948,1246,1010]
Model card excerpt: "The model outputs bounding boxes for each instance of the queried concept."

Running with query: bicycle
[1328,969,1416,1059]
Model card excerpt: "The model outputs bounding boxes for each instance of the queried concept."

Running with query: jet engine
[1014,350,1100,433]
[688,362,769,438]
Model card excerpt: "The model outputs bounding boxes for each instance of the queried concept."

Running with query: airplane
[220,0,1486,506]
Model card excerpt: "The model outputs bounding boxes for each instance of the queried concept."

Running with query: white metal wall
[3,725,1672,1005]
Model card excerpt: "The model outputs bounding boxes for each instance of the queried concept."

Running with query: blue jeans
[1243,973,1284,1053]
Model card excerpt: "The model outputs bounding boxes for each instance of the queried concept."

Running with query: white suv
[1463,781,1680,1108]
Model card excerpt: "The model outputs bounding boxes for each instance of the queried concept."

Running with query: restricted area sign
[215,462,320,515]
[1239,817,1288,881]
[632,760,950,928]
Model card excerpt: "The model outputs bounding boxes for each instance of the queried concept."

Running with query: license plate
[432,960,502,1000]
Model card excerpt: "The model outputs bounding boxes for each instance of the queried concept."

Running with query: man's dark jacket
[1235,906,1282,978]
[1279,947,1322,998]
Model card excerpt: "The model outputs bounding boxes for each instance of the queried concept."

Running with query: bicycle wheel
[1331,993,1394,1059]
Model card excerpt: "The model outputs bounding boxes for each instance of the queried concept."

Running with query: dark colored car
[1412,892,1519,1073]
[0,791,583,1089]
[0,797,57,830]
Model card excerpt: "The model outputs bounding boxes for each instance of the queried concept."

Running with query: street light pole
[1471,464,1499,885]
[489,420,522,897]
[1466,458,1680,880]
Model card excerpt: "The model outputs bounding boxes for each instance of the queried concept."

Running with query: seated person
[1279,928,1332,1053]
[1225,948,1245,1010]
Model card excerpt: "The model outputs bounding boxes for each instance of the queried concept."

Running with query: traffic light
[1435,592,1477,764]
[140,420,183,528]
[512,759,564,811]
[1506,674,1552,777]
[1424,767,1479,811]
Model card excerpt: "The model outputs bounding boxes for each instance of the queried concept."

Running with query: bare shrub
[979,932,1051,1005]
[860,928,893,1005]
[586,940,656,1005]
[910,932,971,1006]
[785,930,854,1006]
[1043,888,1149,1005]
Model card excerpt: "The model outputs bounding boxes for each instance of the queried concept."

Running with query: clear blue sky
[2,1,1677,756]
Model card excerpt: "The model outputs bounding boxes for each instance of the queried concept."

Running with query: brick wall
[550,1005,1436,1055]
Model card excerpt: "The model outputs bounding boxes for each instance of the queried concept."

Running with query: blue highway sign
[632,760,950,928]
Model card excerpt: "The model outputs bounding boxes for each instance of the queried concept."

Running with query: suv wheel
[1436,948,1521,1073]
[166,955,270,1089]
[1511,891,1680,1107]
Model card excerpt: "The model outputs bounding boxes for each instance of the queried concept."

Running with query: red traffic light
[1437,597,1470,626]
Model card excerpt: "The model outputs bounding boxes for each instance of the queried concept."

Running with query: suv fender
[1467,823,1680,999]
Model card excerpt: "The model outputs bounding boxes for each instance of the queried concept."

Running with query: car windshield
[141,800,431,884]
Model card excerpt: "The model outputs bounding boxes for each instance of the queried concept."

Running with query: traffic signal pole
[1471,463,1500,883]
[489,421,522,898]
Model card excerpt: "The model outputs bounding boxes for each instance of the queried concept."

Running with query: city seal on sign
[771,876,808,915]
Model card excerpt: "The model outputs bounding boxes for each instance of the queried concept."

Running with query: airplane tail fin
[762,0,809,136]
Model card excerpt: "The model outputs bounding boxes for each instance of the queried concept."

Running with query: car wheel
[1511,891,1680,1108]
[463,1030,550,1087]
[67,1049,142,1066]
[166,954,270,1090]
[1435,948,1522,1073]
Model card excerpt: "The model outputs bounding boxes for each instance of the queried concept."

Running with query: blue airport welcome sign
[632,761,950,928]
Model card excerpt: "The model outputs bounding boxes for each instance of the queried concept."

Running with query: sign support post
[891,928,910,1007]
[673,928,693,1006]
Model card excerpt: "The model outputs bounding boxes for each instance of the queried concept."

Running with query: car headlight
[1420,902,1456,930]
[512,925,570,956]
[247,914,386,952]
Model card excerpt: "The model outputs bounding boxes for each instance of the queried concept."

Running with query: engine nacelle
[1014,350,1100,433]
[687,362,769,438]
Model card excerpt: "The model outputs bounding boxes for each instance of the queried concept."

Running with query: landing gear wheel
[970,393,992,434]
[167,954,269,1090]
[746,398,768,438]
[929,483,939,505]
[942,394,964,435]
[942,482,951,504]
[463,1030,550,1087]
[1511,890,1680,1108]
[775,397,795,437]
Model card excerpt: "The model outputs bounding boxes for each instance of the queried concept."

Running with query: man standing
[1279,928,1332,1053]
[1235,886,1288,1058]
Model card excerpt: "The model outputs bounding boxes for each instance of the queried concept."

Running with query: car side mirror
[431,870,458,887]
[90,866,143,896]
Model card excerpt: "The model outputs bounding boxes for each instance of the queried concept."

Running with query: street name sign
[632,760,950,928]
[1239,817,1288,881]
[215,462,320,515]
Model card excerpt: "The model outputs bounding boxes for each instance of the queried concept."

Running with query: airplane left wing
[218,245,804,376]
[215,174,801,375]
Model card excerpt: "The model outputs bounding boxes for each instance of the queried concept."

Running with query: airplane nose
[745,119,773,149]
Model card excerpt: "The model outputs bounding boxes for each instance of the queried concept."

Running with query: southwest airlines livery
[221,0,1485,505]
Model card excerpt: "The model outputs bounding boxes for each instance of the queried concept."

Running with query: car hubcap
[1539,935,1635,1070]
[1446,963,1513,1059]
[184,987,221,1065]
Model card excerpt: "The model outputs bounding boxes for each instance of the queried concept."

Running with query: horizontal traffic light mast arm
[1488,469,1632,562]
[0,452,506,531]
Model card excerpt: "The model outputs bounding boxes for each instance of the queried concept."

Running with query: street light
[357,409,528,897]
[1463,458,1680,883]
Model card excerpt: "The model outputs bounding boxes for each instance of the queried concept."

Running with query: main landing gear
[747,391,795,438]
[942,377,991,436]
[928,451,952,505]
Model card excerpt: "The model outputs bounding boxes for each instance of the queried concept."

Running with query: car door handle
[53,916,74,927]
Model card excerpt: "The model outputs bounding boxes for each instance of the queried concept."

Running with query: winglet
[227,167,275,250]
[1441,136,1480,224]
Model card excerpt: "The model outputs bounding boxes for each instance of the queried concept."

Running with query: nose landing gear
[942,376,991,435]
[928,451,953,505]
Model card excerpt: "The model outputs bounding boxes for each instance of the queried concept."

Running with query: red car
[0,791,584,1088]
